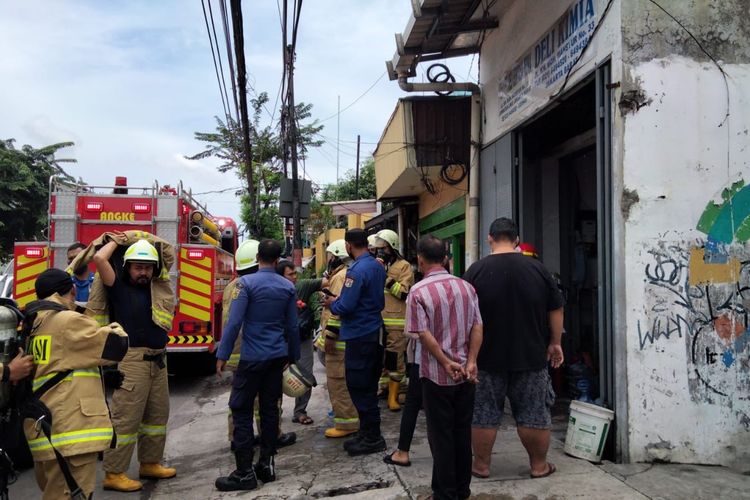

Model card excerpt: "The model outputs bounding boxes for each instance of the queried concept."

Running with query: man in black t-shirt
[94,238,176,492]
[463,218,564,480]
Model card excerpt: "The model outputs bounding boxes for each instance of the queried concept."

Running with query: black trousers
[229,358,285,459]
[344,331,383,436]
[421,378,475,500]
[398,363,422,452]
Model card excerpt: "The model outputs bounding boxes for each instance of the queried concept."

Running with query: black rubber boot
[215,450,258,491]
[276,432,297,448]
[343,432,362,452]
[347,427,386,457]
[254,455,276,483]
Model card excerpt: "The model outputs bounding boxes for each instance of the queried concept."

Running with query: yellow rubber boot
[103,472,143,492]
[388,380,401,412]
[139,463,177,479]
[325,427,358,438]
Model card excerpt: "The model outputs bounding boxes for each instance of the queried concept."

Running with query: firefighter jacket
[381,258,414,332]
[70,230,176,331]
[317,264,347,351]
[221,278,242,369]
[23,293,129,462]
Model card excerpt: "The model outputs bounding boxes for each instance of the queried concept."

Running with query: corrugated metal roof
[386,0,499,79]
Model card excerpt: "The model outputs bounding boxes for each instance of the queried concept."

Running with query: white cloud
[0,0,475,226]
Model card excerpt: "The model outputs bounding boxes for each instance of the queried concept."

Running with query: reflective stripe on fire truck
[178,249,213,323]
[167,335,214,345]
[13,247,49,308]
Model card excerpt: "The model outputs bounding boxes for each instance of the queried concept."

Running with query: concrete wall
[619,0,750,467]
[374,102,410,198]
[418,177,467,219]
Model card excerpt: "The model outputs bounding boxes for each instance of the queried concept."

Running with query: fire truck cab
[13,176,238,358]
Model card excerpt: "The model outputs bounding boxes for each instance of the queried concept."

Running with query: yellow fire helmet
[326,239,348,258]
[282,364,316,397]
[375,229,399,249]
[235,239,260,271]
[123,239,159,265]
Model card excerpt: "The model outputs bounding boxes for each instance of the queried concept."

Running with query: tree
[0,139,76,259]
[302,157,378,237]
[188,92,323,240]
[320,157,376,202]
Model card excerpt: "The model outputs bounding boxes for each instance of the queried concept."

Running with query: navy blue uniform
[218,267,300,460]
[330,252,386,441]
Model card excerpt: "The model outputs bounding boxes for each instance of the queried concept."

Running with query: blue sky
[0,0,472,226]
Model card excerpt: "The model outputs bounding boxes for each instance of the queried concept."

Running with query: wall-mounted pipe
[397,75,481,268]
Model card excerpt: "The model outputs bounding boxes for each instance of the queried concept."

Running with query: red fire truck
[13,176,238,360]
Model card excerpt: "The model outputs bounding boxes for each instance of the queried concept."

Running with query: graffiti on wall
[639,179,750,413]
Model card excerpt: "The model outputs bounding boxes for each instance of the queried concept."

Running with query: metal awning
[386,0,498,80]
[322,199,377,217]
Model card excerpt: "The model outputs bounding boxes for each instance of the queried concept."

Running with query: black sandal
[292,414,314,425]
[383,451,411,467]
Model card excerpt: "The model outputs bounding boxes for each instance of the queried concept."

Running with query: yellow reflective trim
[383,318,405,326]
[180,249,212,268]
[28,428,113,451]
[390,281,402,297]
[16,260,49,282]
[32,369,101,391]
[179,288,211,309]
[94,314,110,326]
[179,303,210,322]
[327,319,341,327]
[335,341,346,351]
[15,278,36,296]
[117,433,137,446]
[138,424,166,436]
[152,308,174,322]
[181,262,211,282]
[334,417,359,423]
[180,275,211,295]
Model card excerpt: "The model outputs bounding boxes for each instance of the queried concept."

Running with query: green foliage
[320,157,376,202]
[0,139,76,259]
[188,92,323,239]
[302,157,376,236]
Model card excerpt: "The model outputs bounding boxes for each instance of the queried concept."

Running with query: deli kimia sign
[498,0,596,123]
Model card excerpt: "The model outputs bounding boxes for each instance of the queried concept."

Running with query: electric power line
[200,0,231,122]
[318,71,386,123]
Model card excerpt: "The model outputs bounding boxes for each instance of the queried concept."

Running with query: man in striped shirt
[406,235,483,500]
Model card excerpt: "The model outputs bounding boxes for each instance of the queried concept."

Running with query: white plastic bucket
[564,400,615,462]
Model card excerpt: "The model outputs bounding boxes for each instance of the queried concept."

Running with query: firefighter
[374,229,414,412]
[94,239,176,492]
[318,239,359,438]
[224,240,296,449]
[322,229,387,456]
[367,234,378,257]
[23,269,129,500]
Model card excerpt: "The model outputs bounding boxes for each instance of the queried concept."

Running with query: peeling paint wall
[622,1,750,467]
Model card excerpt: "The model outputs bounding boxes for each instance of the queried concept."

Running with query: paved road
[8,358,750,499]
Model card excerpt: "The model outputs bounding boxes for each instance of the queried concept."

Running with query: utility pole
[229,0,254,232]
[355,134,361,199]
[336,95,340,183]
[287,43,303,267]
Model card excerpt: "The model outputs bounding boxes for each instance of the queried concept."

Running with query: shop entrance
[517,68,615,456]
